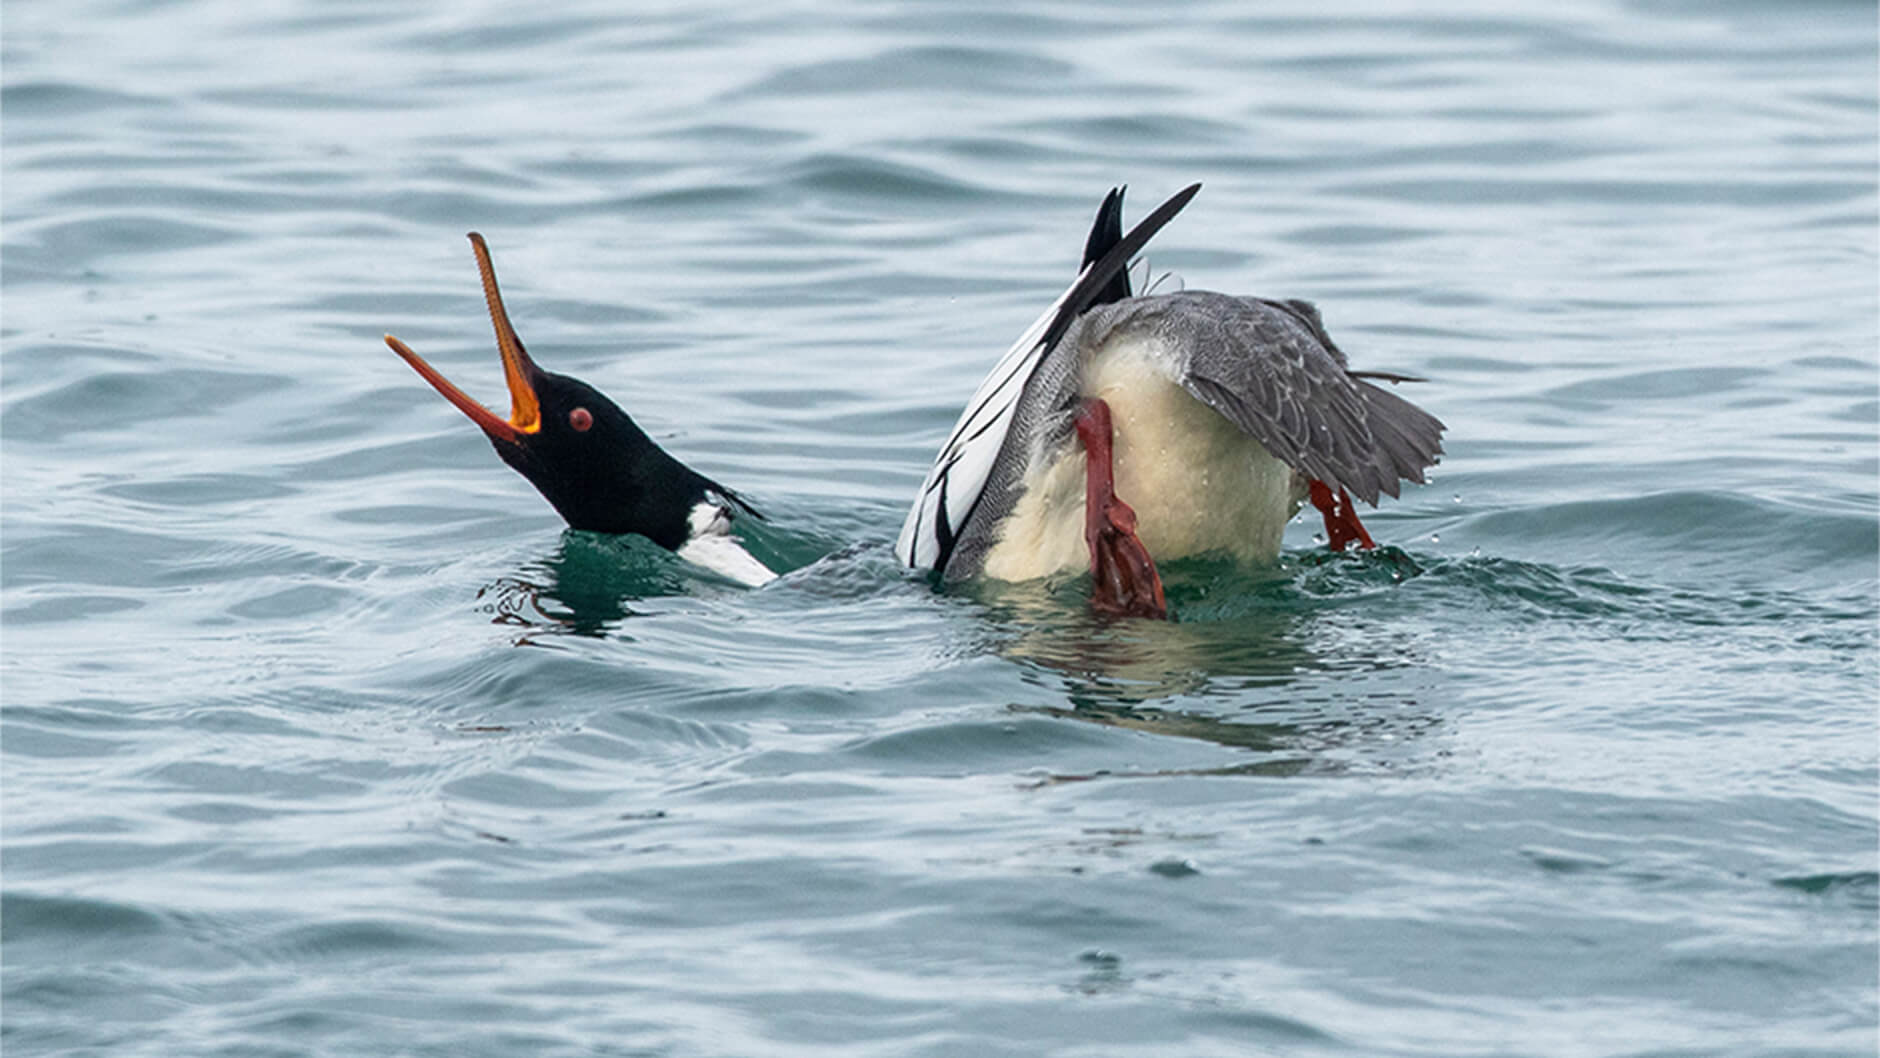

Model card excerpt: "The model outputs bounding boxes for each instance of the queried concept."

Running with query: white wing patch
[893,272,1088,571]
[676,501,776,587]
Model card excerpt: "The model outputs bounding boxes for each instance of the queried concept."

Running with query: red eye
[569,407,593,432]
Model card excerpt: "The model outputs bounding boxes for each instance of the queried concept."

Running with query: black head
[386,233,750,551]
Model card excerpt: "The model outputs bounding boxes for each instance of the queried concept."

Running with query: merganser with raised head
[384,234,775,586]
[895,184,1445,618]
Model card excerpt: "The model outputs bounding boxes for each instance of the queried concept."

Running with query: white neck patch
[675,501,776,587]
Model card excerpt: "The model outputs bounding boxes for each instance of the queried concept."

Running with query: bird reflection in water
[474,531,1440,775]
[980,548,1441,778]
[479,531,691,640]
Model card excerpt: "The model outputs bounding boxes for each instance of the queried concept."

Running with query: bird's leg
[1075,398,1168,619]
[1308,480,1376,552]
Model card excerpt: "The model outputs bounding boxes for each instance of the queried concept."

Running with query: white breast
[979,333,1303,583]
[675,501,777,587]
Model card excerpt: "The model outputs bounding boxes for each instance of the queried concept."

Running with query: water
[4,1,1875,1055]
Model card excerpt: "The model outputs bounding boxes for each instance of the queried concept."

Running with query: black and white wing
[894,184,1201,572]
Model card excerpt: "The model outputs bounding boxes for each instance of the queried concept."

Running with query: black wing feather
[1081,186,1133,307]
[1043,183,1198,352]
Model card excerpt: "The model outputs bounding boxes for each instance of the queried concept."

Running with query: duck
[894,184,1445,618]
[384,233,775,586]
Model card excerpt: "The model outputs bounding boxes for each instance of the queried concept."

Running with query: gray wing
[1087,291,1445,505]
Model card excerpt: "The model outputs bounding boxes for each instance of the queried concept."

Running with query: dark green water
[4,2,1876,1055]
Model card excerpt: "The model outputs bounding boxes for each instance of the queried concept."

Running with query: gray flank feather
[1161,292,1444,506]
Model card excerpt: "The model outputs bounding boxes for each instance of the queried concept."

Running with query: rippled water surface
[5,2,1876,1055]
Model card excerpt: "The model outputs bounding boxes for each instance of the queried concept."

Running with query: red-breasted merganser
[385,234,774,586]
[895,185,1444,618]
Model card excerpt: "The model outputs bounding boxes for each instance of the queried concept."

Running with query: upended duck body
[896,185,1444,617]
